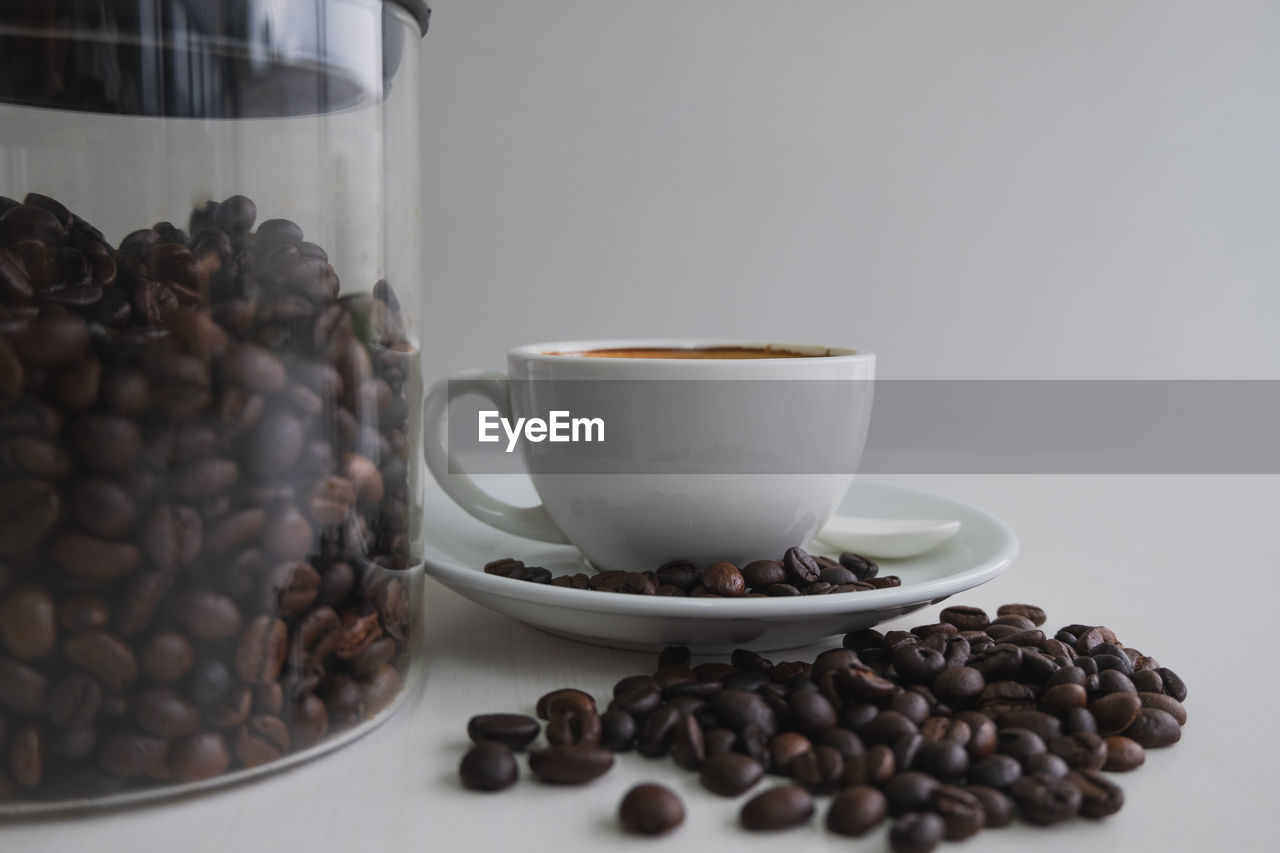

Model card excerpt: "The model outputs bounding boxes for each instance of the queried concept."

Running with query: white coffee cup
[423,340,875,572]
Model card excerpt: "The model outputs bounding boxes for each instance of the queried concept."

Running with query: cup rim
[510,339,874,364]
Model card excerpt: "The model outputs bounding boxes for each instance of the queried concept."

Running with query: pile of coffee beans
[0,192,419,802]
[458,603,1188,850]
[483,546,900,597]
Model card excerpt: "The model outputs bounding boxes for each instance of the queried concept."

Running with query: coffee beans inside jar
[0,192,420,802]
[459,603,1188,847]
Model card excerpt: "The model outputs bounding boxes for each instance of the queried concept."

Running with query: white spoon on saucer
[817,516,962,560]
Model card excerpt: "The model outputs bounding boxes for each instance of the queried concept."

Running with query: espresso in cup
[547,346,837,360]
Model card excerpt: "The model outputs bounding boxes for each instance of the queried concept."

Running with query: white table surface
[4,474,1277,851]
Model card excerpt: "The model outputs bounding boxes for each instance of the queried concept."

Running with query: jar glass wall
[0,0,427,811]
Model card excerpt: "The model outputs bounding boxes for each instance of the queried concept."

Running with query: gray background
[418,0,1278,379]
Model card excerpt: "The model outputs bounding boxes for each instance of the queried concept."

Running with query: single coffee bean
[826,784,888,837]
[931,666,984,700]
[701,561,745,596]
[528,744,614,785]
[939,605,988,630]
[459,741,518,792]
[837,552,878,580]
[45,672,102,729]
[1103,735,1146,772]
[1158,667,1188,702]
[600,708,637,752]
[998,709,1062,741]
[931,784,985,840]
[1047,732,1107,771]
[914,739,969,781]
[995,728,1046,765]
[637,704,680,757]
[546,705,603,747]
[134,687,202,738]
[789,690,837,736]
[656,645,691,668]
[966,784,1014,827]
[997,603,1046,625]
[1089,691,1142,736]
[767,732,813,774]
[1010,773,1082,825]
[885,771,939,815]
[618,783,684,836]
[1122,707,1181,748]
[234,616,289,685]
[169,731,231,782]
[1039,682,1087,715]
[1068,769,1125,818]
[1063,707,1099,736]
[1025,751,1070,778]
[740,784,814,831]
[783,547,821,586]
[969,753,1022,789]
[841,743,895,787]
[791,746,844,794]
[62,630,138,692]
[818,727,865,760]
[889,812,945,853]
[613,682,662,718]
[0,585,56,660]
[467,713,539,751]
[700,752,765,796]
[233,714,291,768]
[663,713,704,770]
[536,688,596,720]
[1138,692,1187,725]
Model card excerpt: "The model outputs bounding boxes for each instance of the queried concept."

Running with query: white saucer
[422,478,1018,652]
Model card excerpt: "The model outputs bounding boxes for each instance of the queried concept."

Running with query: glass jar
[0,0,428,812]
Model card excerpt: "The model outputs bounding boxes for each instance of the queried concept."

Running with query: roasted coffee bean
[1103,735,1145,771]
[1068,769,1125,818]
[890,691,932,725]
[137,632,194,685]
[889,811,945,853]
[233,715,291,768]
[894,730,923,770]
[1063,707,1099,736]
[792,746,844,793]
[176,590,242,641]
[652,560,698,590]
[134,687,201,738]
[169,731,231,783]
[62,631,138,692]
[1096,669,1137,697]
[0,479,61,556]
[1158,667,1188,702]
[699,751,765,796]
[1048,732,1107,771]
[837,552,878,580]
[767,732,812,774]
[931,666,984,700]
[1089,691,1141,736]
[528,744,614,785]
[656,645,691,668]
[234,616,288,685]
[858,711,918,747]
[885,771,939,815]
[459,741,518,791]
[995,603,1046,625]
[637,704,680,757]
[0,658,48,716]
[914,738,969,781]
[939,605,988,630]
[955,710,997,758]
[1039,682,1087,715]
[536,688,596,720]
[782,547,821,586]
[618,783,684,836]
[995,728,1046,766]
[711,689,776,735]
[843,742,896,787]
[8,725,42,788]
[670,713,705,770]
[788,689,836,736]
[1122,707,1181,748]
[1025,751,1070,778]
[1138,692,1187,726]
[600,709,637,753]
[701,561,744,596]
[817,727,864,760]
[1010,773,1082,825]
[51,531,141,581]
[826,784,887,837]
[612,682,662,718]
[740,784,814,831]
[998,709,1062,741]
[45,672,102,730]
[546,706,602,747]
[467,714,540,751]
[966,784,1013,827]
[142,504,203,569]
[931,784,985,840]
[0,585,56,660]
[969,753,1022,789]
[894,645,946,684]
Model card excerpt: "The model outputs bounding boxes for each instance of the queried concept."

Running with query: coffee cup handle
[422,369,571,544]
